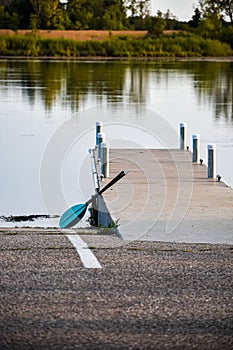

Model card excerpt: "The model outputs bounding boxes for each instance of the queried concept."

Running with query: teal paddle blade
[59,171,128,229]
[59,203,88,229]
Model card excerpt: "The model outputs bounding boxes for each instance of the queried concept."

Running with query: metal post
[208,144,216,179]
[101,142,109,178]
[192,134,200,162]
[97,132,105,160]
[96,121,103,146]
[90,195,98,226]
[89,148,100,192]
[180,122,187,150]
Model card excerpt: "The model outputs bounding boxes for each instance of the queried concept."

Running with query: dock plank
[101,149,233,244]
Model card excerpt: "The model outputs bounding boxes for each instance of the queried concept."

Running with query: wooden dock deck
[101,149,233,244]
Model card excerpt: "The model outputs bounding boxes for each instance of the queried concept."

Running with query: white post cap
[101,142,109,148]
[208,143,216,150]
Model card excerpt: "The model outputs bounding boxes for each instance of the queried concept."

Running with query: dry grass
[0,29,148,41]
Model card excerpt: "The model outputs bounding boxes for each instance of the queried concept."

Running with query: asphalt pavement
[0,228,232,349]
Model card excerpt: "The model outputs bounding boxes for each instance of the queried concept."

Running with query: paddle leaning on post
[59,170,128,229]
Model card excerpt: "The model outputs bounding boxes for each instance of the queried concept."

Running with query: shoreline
[1,56,233,62]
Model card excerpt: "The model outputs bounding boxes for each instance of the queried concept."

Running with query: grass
[0,31,232,58]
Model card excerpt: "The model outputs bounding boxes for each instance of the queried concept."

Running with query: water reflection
[0,59,233,225]
[191,62,233,121]
[0,59,232,120]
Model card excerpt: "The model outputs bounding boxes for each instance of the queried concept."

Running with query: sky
[151,0,198,21]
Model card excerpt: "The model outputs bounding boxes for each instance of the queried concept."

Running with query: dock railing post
[180,122,187,150]
[97,132,105,160]
[90,195,98,226]
[101,142,109,178]
[192,134,200,162]
[96,121,103,146]
[208,144,216,179]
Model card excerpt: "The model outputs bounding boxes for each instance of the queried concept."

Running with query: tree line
[0,0,150,30]
[0,0,232,48]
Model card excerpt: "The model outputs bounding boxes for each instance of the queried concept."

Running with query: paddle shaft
[86,170,127,206]
[59,170,128,228]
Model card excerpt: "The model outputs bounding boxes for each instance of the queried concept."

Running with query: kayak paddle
[59,170,128,229]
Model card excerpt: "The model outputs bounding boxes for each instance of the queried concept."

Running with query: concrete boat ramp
[101,149,233,244]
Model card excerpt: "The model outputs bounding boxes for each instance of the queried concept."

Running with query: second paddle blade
[59,203,88,229]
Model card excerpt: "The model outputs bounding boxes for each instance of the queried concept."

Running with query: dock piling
[192,134,200,162]
[180,122,187,150]
[97,132,105,160]
[96,121,103,146]
[101,142,109,178]
[208,144,216,179]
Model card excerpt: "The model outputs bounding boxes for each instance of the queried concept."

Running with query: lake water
[0,59,232,227]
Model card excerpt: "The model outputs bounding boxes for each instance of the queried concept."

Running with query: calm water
[0,59,232,227]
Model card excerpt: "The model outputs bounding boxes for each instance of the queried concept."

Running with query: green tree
[87,0,105,29]
[126,0,150,19]
[102,0,127,29]
[138,0,150,19]
[197,0,227,39]
[220,0,233,23]
[221,25,233,47]
[161,9,178,30]
[66,0,127,29]
[51,3,71,29]
[0,5,19,28]
[198,0,233,23]
[197,16,223,39]
[29,0,60,29]
[189,8,201,28]
[127,0,151,29]
[66,0,93,29]
[8,0,34,29]
[147,14,166,38]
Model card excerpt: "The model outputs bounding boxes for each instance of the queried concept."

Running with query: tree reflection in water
[0,59,232,120]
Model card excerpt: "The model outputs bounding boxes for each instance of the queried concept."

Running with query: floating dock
[100,148,233,244]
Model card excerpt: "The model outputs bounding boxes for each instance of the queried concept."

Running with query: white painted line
[67,235,102,269]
